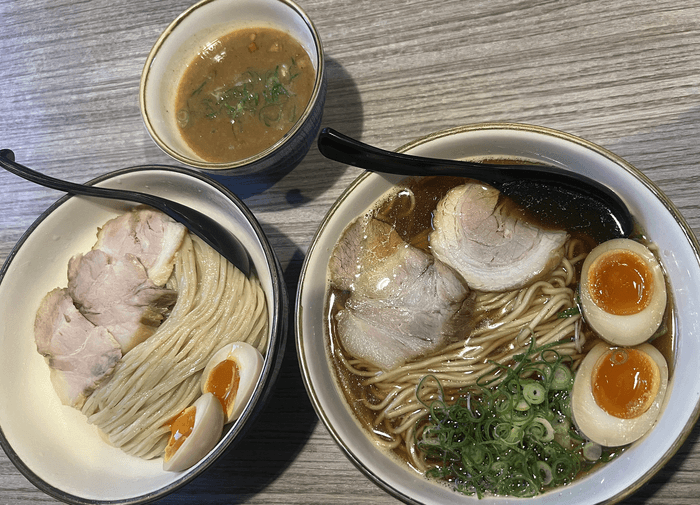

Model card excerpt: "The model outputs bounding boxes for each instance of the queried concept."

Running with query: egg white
[571,341,668,447]
[163,392,224,472]
[201,342,264,423]
[580,238,666,346]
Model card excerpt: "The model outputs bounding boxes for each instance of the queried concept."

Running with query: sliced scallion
[415,338,614,498]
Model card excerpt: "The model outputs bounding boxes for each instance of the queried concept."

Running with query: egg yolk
[164,405,196,462]
[204,358,241,416]
[588,250,652,315]
[592,348,660,419]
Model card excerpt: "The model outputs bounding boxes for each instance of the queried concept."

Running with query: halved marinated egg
[201,342,264,424]
[580,238,666,346]
[571,341,668,447]
[163,392,224,472]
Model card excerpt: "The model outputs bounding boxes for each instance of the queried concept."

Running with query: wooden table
[2,0,700,503]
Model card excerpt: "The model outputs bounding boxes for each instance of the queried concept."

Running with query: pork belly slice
[67,249,177,354]
[331,218,473,371]
[328,214,368,292]
[34,288,122,408]
[430,182,568,292]
[93,208,187,286]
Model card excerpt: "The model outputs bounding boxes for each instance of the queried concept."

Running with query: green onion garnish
[414,339,608,498]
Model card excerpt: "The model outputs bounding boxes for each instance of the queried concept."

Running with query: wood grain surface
[2,0,700,503]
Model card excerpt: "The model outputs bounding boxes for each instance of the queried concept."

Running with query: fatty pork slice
[34,288,122,409]
[430,182,568,292]
[331,217,474,371]
[93,208,187,286]
[67,249,177,354]
[328,213,369,292]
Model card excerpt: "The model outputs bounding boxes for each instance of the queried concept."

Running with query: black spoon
[317,128,634,242]
[0,149,250,277]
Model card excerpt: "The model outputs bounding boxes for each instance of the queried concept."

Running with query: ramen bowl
[0,166,288,504]
[140,0,326,175]
[296,123,700,504]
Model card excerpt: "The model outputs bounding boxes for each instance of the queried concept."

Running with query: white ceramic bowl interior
[0,166,287,504]
[140,0,325,173]
[296,123,700,504]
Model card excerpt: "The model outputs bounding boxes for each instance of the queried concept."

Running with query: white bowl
[0,165,288,504]
[296,123,700,504]
[140,0,326,175]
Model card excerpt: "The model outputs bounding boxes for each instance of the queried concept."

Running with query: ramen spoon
[0,149,250,277]
[317,128,634,242]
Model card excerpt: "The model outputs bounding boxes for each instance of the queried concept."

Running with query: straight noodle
[333,240,587,473]
[81,233,268,458]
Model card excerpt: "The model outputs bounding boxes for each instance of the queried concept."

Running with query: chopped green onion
[537,461,553,485]
[558,307,581,318]
[546,364,573,390]
[583,442,603,461]
[415,338,616,498]
[532,417,555,442]
[182,57,301,128]
[515,398,530,411]
[522,381,546,405]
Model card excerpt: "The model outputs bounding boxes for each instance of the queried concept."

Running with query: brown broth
[175,27,315,163]
[326,174,676,487]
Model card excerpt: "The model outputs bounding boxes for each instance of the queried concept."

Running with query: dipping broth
[175,27,315,163]
[325,175,674,498]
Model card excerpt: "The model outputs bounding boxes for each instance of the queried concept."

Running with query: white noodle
[81,233,269,458]
[334,241,589,469]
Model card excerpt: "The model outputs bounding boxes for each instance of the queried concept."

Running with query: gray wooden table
[2,0,700,503]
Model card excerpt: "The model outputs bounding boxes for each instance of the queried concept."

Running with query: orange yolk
[164,405,196,461]
[204,358,240,416]
[592,348,660,419]
[588,250,653,315]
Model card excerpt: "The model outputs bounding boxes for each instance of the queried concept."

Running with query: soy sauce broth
[325,174,675,479]
[175,27,315,163]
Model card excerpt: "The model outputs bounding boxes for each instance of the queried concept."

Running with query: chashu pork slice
[430,182,568,292]
[330,217,474,371]
[328,213,369,292]
[34,288,122,408]
[93,208,186,286]
[67,249,177,354]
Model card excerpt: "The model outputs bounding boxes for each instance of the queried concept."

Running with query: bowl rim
[138,0,326,171]
[0,164,288,504]
[295,121,700,504]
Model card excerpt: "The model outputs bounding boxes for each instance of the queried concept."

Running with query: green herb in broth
[558,306,581,319]
[174,27,314,163]
[183,60,300,128]
[415,339,620,498]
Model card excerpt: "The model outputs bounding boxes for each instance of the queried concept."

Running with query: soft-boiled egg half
[201,342,264,424]
[580,238,666,346]
[572,341,668,447]
[163,392,224,472]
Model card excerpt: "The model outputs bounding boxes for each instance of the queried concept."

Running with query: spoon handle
[317,128,633,239]
[0,149,250,276]
[0,149,168,207]
[317,127,554,185]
